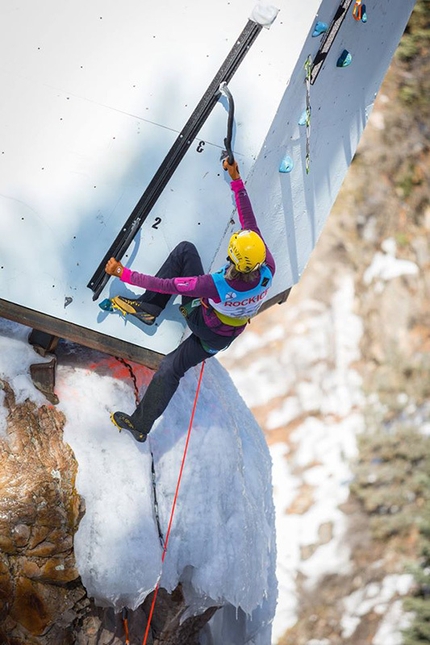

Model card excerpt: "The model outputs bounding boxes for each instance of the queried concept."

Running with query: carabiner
[353,0,367,22]
[352,0,363,21]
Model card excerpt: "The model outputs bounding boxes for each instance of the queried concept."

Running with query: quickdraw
[304,56,312,174]
[352,0,367,22]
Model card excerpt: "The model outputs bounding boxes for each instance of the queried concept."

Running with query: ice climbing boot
[110,411,148,443]
[110,297,156,325]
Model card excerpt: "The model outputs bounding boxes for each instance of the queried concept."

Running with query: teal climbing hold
[312,21,328,37]
[99,298,114,312]
[337,49,352,67]
[279,156,294,173]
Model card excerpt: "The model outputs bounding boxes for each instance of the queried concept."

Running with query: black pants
[129,242,233,434]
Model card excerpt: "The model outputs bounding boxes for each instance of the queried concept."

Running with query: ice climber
[105,159,276,442]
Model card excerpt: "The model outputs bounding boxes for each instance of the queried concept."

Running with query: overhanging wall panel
[0,0,415,359]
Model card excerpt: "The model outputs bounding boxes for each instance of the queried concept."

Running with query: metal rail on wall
[87,19,263,301]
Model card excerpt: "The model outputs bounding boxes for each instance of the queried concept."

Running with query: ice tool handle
[87,17,268,301]
[219,82,235,165]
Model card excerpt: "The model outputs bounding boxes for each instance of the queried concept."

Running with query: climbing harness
[179,298,202,319]
[219,82,235,164]
[142,360,206,645]
[178,298,241,354]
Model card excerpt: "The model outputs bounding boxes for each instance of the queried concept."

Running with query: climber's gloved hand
[223,158,241,181]
[105,257,124,277]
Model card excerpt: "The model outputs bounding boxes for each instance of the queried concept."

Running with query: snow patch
[373,599,414,645]
[363,238,419,285]
[0,321,51,407]
[250,3,280,27]
[341,574,414,639]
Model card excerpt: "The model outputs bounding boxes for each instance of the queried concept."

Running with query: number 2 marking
[152,217,162,229]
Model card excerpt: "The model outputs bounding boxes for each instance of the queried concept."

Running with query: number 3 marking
[196,141,205,153]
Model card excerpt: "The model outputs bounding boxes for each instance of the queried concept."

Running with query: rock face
[0,377,218,644]
[0,379,85,642]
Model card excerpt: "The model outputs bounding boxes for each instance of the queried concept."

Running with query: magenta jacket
[120,179,276,336]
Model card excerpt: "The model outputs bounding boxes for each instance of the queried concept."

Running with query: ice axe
[218,82,235,165]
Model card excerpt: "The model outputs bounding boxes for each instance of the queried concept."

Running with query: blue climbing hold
[312,21,328,37]
[337,49,352,68]
[279,156,294,173]
[361,4,367,22]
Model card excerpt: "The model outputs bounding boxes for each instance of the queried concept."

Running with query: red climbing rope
[142,360,206,645]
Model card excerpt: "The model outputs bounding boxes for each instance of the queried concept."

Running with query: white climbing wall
[0,0,415,359]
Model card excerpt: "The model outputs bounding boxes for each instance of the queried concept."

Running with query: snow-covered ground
[0,317,277,643]
[363,238,419,288]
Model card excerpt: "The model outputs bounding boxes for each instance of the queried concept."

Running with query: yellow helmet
[227,229,266,273]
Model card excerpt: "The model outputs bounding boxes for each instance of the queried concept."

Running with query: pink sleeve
[121,267,133,283]
[120,266,220,299]
[230,179,276,276]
